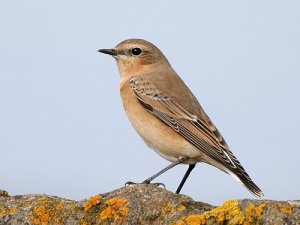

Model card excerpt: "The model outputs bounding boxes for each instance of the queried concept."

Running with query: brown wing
[129,75,263,197]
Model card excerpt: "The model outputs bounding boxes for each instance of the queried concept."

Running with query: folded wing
[129,75,263,197]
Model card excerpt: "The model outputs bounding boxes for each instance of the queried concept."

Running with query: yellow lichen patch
[37,197,48,203]
[174,200,245,225]
[279,204,293,214]
[244,203,265,224]
[83,195,102,211]
[99,198,129,222]
[204,200,245,224]
[0,206,17,216]
[255,203,265,216]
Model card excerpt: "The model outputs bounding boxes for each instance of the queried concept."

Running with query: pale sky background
[0,1,299,205]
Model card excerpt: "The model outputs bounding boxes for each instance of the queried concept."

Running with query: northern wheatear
[98,39,264,197]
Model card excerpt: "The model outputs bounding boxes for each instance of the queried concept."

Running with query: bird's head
[98,39,170,78]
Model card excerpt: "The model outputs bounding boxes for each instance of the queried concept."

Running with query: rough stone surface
[0,185,299,224]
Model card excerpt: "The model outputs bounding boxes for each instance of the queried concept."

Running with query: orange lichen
[160,201,176,214]
[10,207,17,214]
[29,197,70,225]
[83,195,102,211]
[175,214,206,225]
[31,206,50,225]
[99,198,129,222]
[244,203,265,224]
[279,204,293,214]
[156,201,187,215]
[55,204,64,210]
[159,201,186,215]
[177,204,186,212]
[0,206,17,216]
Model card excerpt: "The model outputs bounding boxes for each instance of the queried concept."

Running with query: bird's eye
[131,48,142,56]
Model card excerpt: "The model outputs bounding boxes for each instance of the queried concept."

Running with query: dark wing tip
[239,175,264,198]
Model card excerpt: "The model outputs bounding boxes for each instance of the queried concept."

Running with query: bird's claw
[124,181,166,189]
[153,182,166,189]
[125,181,136,186]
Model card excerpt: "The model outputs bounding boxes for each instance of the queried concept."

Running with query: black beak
[98,49,117,56]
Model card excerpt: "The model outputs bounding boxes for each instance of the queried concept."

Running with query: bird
[98,38,264,197]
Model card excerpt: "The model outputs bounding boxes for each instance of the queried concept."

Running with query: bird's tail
[229,170,264,198]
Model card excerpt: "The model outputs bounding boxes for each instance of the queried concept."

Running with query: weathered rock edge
[0,185,299,225]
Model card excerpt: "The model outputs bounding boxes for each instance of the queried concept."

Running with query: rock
[0,190,8,198]
[0,185,299,224]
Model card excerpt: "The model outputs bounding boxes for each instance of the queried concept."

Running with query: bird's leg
[142,158,186,183]
[175,164,196,194]
[125,158,186,188]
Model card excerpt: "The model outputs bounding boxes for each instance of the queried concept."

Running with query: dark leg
[142,158,186,183]
[175,164,196,194]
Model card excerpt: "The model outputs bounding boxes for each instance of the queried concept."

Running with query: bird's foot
[143,179,166,188]
[124,181,136,186]
[125,181,165,189]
